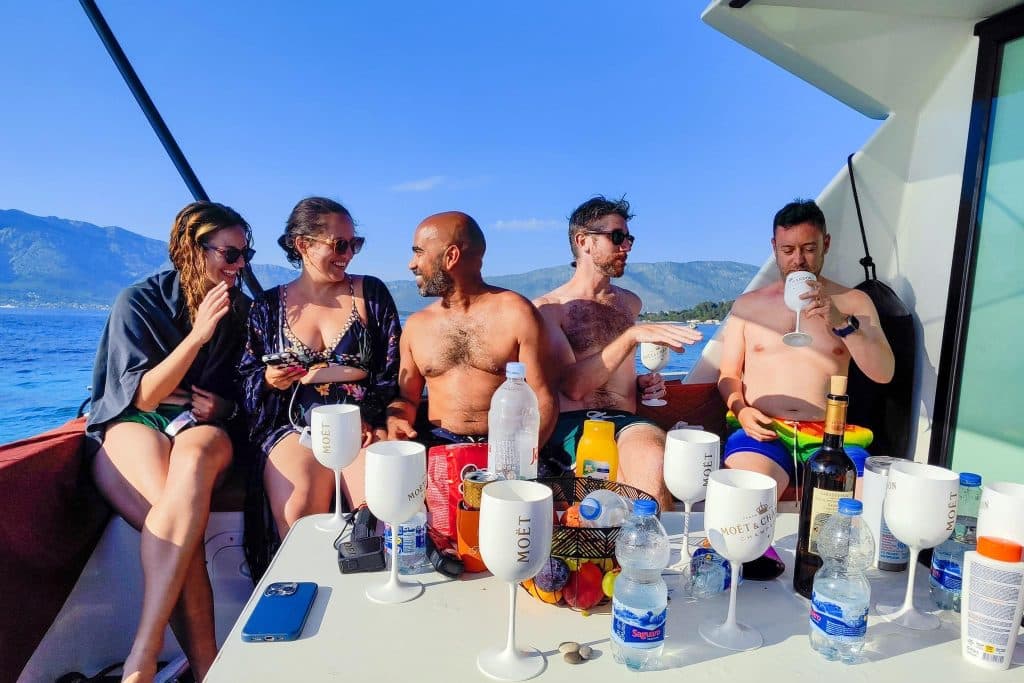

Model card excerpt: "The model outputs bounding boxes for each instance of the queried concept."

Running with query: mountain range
[0,209,758,313]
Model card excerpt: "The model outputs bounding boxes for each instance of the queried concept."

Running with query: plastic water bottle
[930,472,982,612]
[384,511,431,575]
[487,362,540,480]
[689,547,737,598]
[611,499,670,671]
[808,498,875,663]
[579,490,632,527]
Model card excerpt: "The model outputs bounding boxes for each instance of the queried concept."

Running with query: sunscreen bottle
[960,536,1024,670]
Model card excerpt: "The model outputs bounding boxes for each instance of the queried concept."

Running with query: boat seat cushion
[0,418,108,682]
[0,418,251,681]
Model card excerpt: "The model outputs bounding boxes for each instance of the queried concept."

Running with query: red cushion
[0,418,109,682]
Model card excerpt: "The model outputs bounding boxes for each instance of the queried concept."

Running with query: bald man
[385,212,558,449]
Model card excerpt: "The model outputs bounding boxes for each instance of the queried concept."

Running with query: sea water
[0,312,716,445]
[0,308,107,444]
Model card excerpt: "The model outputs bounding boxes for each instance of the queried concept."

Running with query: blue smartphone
[241,582,318,642]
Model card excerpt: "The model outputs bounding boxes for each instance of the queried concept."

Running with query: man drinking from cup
[718,199,894,503]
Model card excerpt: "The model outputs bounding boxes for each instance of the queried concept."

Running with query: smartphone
[164,409,196,437]
[262,351,314,368]
[240,581,318,642]
[261,352,295,367]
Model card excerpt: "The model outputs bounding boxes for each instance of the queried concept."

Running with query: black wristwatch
[832,314,860,338]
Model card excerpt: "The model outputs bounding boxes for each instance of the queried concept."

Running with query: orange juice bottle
[575,419,618,481]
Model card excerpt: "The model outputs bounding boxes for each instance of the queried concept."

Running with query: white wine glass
[663,429,719,569]
[476,480,553,681]
[698,469,777,651]
[364,440,427,604]
[638,342,670,407]
[310,404,362,532]
[782,270,815,347]
[877,461,959,630]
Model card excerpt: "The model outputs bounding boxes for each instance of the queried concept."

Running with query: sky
[0,1,880,281]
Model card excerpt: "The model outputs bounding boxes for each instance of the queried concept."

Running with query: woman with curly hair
[87,201,253,683]
[239,197,400,578]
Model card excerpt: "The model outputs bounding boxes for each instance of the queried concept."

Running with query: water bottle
[809,498,875,664]
[611,499,670,671]
[383,511,431,575]
[579,490,632,527]
[689,547,738,598]
[929,472,982,612]
[487,362,540,480]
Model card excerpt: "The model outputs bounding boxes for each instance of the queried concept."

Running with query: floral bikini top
[280,278,364,369]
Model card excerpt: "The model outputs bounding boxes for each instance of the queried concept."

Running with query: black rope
[79,0,262,296]
[847,153,876,281]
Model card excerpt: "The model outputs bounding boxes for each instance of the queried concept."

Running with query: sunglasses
[203,244,256,265]
[584,229,635,247]
[306,235,366,255]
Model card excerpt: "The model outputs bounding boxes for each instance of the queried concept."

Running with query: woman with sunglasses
[238,196,401,578]
[86,201,253,683]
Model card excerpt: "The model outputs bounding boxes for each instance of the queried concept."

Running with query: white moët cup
[977,482,1024,545]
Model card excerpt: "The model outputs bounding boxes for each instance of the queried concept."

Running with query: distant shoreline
[0,302,111,311]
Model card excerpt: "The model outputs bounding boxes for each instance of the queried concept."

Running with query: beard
[416,258,453,297]
[594,254,626,278]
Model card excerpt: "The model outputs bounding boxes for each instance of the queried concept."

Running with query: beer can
[462,469,501,510]
[862,456,910,571]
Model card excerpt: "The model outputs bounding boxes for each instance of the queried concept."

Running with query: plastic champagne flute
[876,461,960,630]
[663,428,720,569]
[309,404,362,532]
[476,480,553,681]
[638,342,670,407]
[783,271,815,347]
[364,440,427,604]
[698,469,777,651]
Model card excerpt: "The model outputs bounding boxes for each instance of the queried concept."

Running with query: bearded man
[386,211,557,448]
[534,196,702,512]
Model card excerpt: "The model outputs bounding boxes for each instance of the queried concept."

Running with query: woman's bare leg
[264,433,334,538]
[93,422,231,682]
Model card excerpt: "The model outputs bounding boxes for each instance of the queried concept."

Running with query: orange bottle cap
[977,536,1023,562]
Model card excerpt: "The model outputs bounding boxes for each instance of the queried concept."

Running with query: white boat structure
[3,1,1022,681]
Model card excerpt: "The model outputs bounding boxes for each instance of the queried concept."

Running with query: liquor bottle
[793,375,857,599]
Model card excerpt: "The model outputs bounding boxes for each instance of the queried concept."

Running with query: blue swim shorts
[723,427,869,482]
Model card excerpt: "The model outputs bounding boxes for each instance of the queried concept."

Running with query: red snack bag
[425,443,489,543]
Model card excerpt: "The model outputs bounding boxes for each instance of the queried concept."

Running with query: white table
[207,512,1003,682]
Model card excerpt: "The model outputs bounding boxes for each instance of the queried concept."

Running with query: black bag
[847,279,915,459]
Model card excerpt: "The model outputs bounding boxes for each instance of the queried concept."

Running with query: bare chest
[417,317,505,378]
[562,300,633,355]
[744,312,849,365]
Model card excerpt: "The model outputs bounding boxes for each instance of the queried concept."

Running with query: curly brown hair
[168,201,251,320]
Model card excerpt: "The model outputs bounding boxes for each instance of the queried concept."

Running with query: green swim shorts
[539,409,660,477]
[112,404,188,433]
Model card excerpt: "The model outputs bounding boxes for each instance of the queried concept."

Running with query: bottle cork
[829,375,848,396]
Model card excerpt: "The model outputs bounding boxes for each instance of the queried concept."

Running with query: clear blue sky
[1,1,879,281]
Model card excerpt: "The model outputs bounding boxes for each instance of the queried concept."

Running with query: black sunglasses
[584,229,635,247]
[307,235,366,255]
[203,244,256,265]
